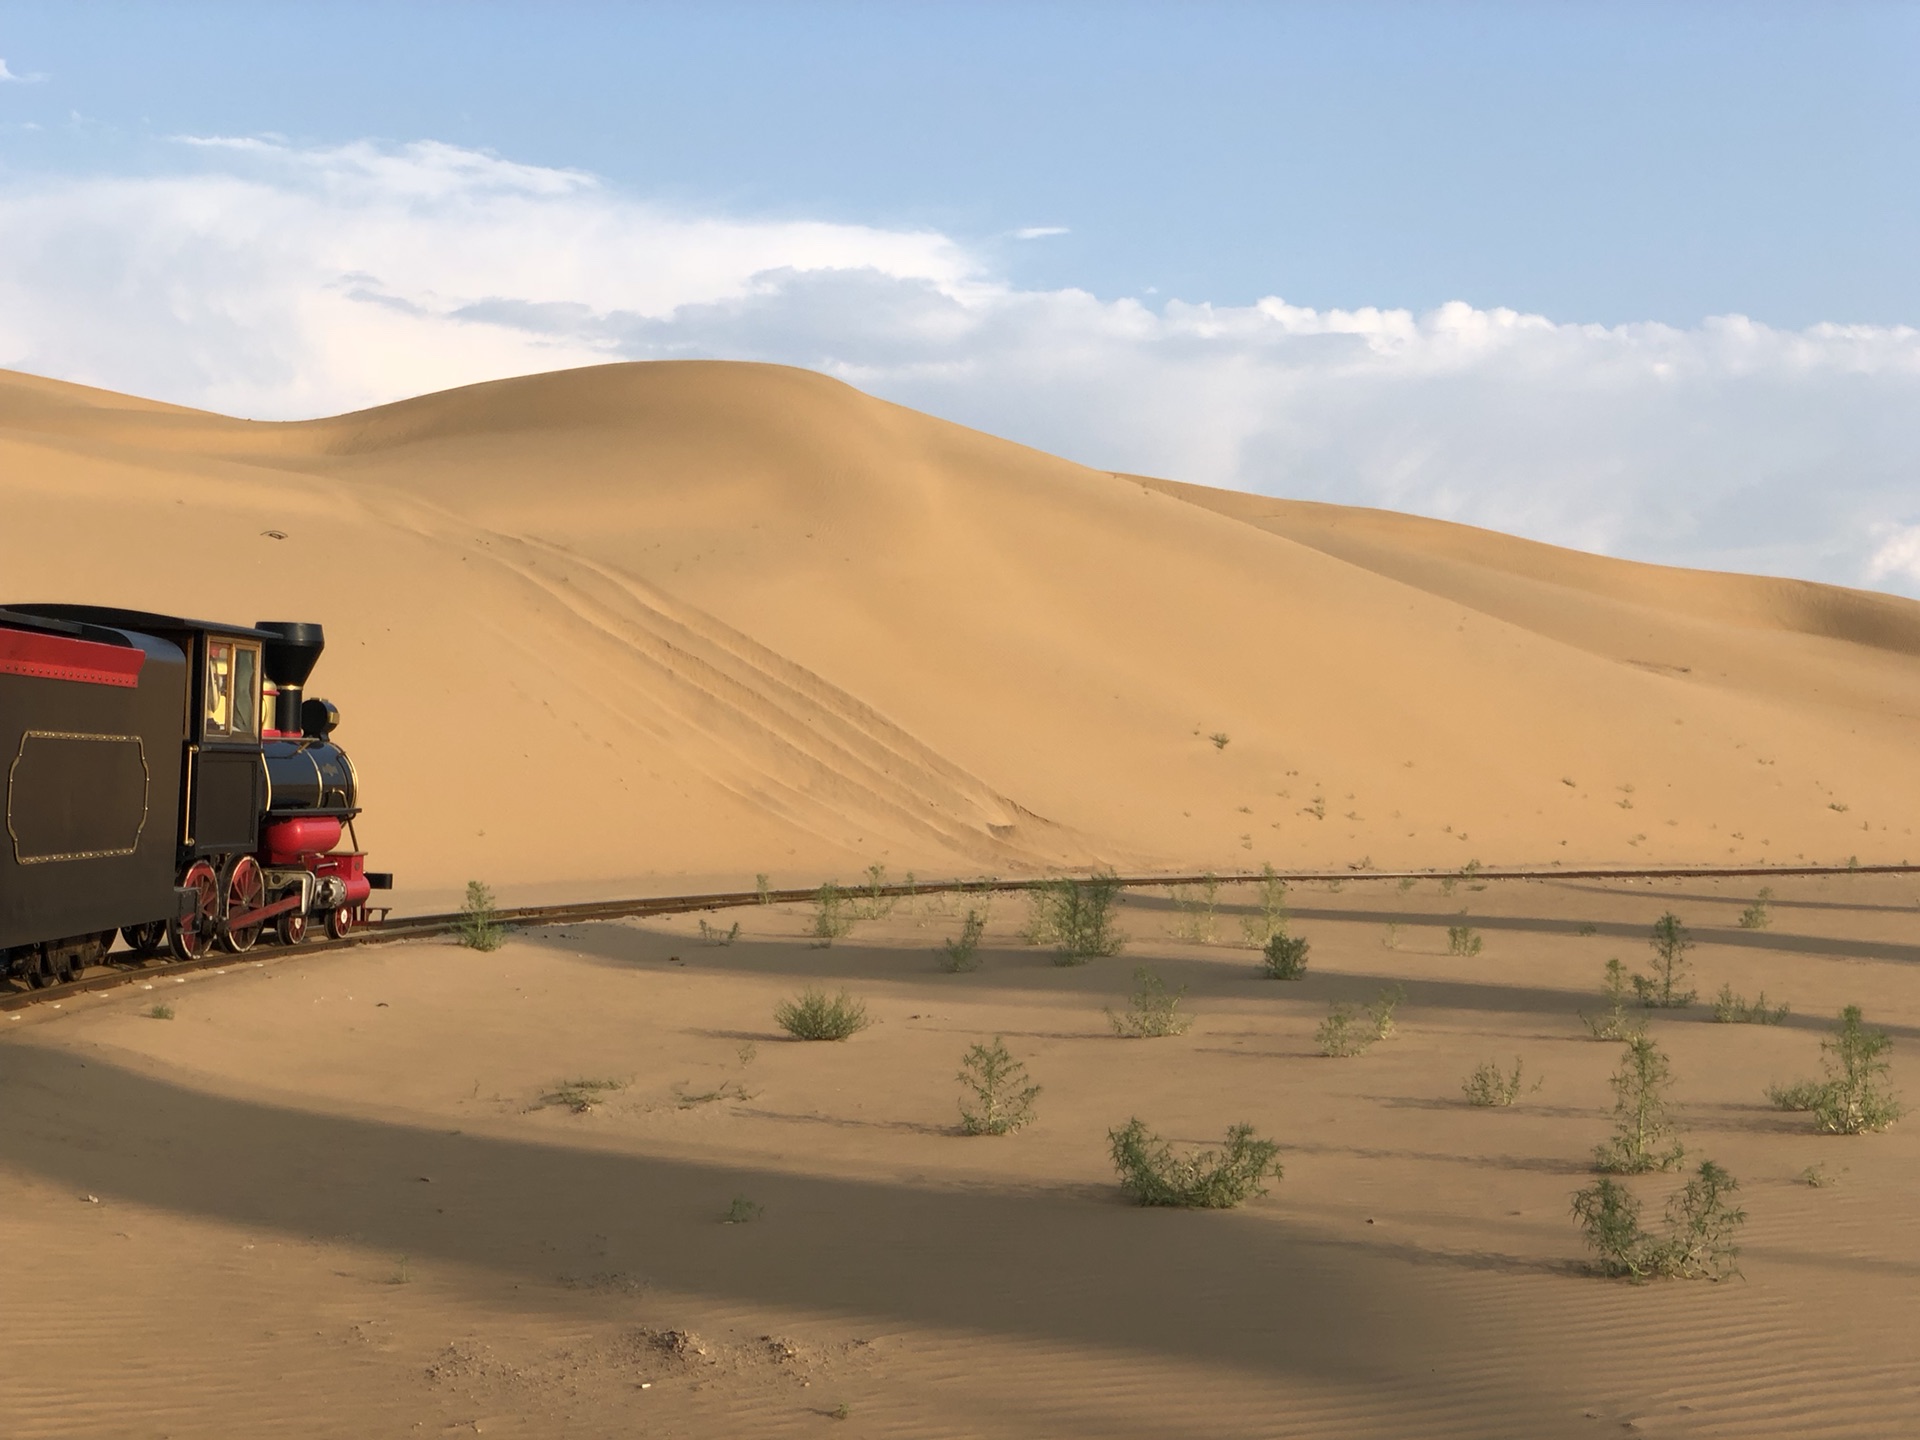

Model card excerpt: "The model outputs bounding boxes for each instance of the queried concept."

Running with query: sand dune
[7,361,1920,1439]
[6,358,1918,909]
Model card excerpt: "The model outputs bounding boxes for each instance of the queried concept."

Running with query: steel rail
[7,860,1918,1016]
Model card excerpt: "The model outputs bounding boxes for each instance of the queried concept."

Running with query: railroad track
[7,860,1917,1016]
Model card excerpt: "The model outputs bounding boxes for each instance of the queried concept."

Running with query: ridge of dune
[5,359,1920,908]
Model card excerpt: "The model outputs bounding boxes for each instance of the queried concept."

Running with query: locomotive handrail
[6,857,1919,1015]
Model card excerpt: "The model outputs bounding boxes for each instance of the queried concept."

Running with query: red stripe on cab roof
[0,627,145,688]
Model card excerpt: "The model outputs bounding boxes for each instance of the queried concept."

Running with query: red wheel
[276,907,309,946]
[169,861,220,960]
[220,856,267,954]
[325,905,352,941]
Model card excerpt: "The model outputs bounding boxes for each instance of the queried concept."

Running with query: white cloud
[1014,226,1070,240]
[0,59,46,83]
[2,136,1919,594]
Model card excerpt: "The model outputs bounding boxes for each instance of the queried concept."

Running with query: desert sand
[4,876,1919,1437]
[4,361,1919,1437]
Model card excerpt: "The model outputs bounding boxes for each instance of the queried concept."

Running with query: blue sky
[3,2,1920,591]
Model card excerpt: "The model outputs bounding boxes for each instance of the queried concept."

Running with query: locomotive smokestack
[255,621,324,736]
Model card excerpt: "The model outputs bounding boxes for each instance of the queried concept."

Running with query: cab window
[203,640,263,740]
[204,641,233,735]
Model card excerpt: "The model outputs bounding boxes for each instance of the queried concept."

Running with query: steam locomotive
[0,605,390,987]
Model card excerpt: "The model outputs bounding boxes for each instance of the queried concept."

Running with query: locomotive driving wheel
[219,856,267,954]
[168,860,220,960]
[325,905,353,941]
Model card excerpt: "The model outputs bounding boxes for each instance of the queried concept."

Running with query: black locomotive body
[0,605,390,987]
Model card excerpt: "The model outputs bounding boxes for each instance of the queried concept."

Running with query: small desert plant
[1107,1118,1281,1208]
[721,1196,764,1224]
[1317,1003,1375,1058]
[1575,921,1599,937]
[539,1077,625,1113]
[853,863,896,921]
[1208,731,1230,749]
[1107,967,1193,1038]
[938,908,987,972]
[698,918,741,946]
[1029,874,1125,963]
[1259,931,1309,979]
[147,1003,175,1020]
[1572,1159,1745,1281]
[755,873,772,905]
[388,1255,413,1285]
[1582,958,1640,1041]
[956,1037,1040,1135]
[1368,984,1405,1040]
[1800,1163,1835,1188]
[1239,863,1290,947]
[1770,1006,1902,1134]
[1462,1057,1538,1107]
[774,987,870,1041]
[1382,922,1401,950]
[1593,1032,1686,1173]
[1765,1079,1826,1112]
[1737,887,1772,929]
[1632,911,1695,1007]
[1169,873,1220,944]
[810,882,856,945]
[1711,983,1787,1025]
[1446,924,1483,957]
[457,879,504,951]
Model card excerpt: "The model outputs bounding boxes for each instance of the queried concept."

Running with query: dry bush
[1582,958,1639,1041]
[1240,864,1290,947]
[939,908,988,972]
[1711,983,1787,1025]
[774,987,870,1041]
[1027,874,1125,964]
[458,880,504,951]
[1768,1005,1903,1134]
[1108,1118,1281,1208]
[1107,966,1193,1038]
[1571,1160,1745,1281]
[957,1037,1040,1135]
[1593,1032,1686,1173]
[1632,912,1695,1008]
[1463,1057,1537,1106]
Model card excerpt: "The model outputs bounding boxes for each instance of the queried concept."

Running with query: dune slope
[4,360,1918,907]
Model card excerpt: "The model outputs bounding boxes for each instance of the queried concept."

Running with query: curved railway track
[7,860,1917,1016]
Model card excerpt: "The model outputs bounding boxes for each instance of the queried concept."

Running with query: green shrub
[698,918,741,946]
[1711,983,1787,1025]
[1463,1057,1536,1107]
[1446,924,1483,957]
[1593,1032,1686,1174]
[1737,887,1772,930]
[755,873,772,905]
[774,987,870,1041]
[721,1196,764,1224]
[1169,874,1220,944]
[147,1003,174,1020]
[1581,958,1639,1041]
[457,880,504,951]
[854,863,896,921]
[938,908,987,972]
[1107,1118,1281,1208]
[1631,912,1695,1007]
[1316,987,1402,1058]
[1107,967,1193,1038]
[1027,874,1124,964]
[1259,932,1309,979]
[1240,863,1290,947]
[810,882,856,946]
[1769,1006,1902,1134]
[1571,1160,1745,1281]
[957,1037,1040,1135]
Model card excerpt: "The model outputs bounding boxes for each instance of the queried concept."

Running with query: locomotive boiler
[0,605,390,987]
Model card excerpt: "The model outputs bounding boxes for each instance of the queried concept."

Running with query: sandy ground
[8,361,1920,910]
[4,873,1917,1438]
